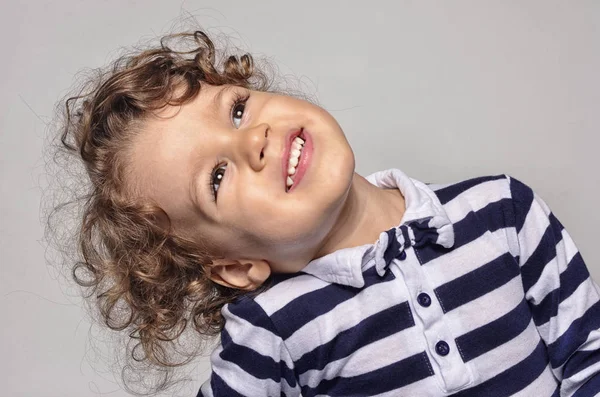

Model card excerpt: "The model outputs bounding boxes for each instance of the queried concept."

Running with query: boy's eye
[229,91,249,128]
[211,164,227,201]
[231,102,245,128]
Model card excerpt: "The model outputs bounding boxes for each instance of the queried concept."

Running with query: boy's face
[129,84,355,273]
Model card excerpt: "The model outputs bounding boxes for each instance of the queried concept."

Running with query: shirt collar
[300,168,455,288]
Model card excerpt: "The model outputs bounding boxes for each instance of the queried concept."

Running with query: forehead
[151,83,226,120]
[137,82,237,147]
[125,85,232,217]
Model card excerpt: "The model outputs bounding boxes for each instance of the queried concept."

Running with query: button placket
[398,251,473,392]
[382,221,473,392]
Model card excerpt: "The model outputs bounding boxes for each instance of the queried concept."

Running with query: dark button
[417,292,431,307]
[435,341,450,356]
[398,251,407,260]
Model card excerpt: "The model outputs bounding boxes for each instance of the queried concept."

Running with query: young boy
[130,83,599,396]
[57,31,599,397]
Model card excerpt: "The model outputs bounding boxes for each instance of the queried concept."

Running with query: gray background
[1,1,599,396]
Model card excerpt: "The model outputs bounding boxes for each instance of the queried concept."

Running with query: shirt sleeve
[196,297,300,397]
[507,175,600,396]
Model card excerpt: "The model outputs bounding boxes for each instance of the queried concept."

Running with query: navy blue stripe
[220,328,297,387]
[415,243,453,266]
[434,174,506,205]
[300,351,433,397]
[476,197,512,233]
[453,340,549,397]
[418,199,506,265]
[456,299,532,362]
[531,252,589,326]
[520,213,565,293]
[563,348,600,379]
[456,200,508,241]
[227,297,278,335]
[550,386,560,397]
[295,301,414,373]
[269,272,304,287]
[383,228,403,264]
[271,265,395,340]
[400,223,411,246]
[548,300,600,368]
[509,176,535,234]
[435,252,520,313]
[572,373,600,397]
[417,211,482,264]
[209,371,246,397]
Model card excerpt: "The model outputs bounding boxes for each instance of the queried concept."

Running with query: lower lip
[285,130,313,193]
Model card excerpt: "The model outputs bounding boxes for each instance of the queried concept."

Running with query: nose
[236,122,269,172]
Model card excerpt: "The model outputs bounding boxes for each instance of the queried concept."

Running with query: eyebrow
[211,85,235,115]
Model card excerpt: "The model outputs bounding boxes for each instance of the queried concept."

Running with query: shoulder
[426,173,534,203]
[426,174,511,208]
[425,173,526,235]
[228,271,345,343]
[226,271,331,325]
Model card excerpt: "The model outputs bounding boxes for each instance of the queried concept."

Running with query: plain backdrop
[1,1,599,396]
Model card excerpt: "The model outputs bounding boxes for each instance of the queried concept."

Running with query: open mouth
[283,128,310,192]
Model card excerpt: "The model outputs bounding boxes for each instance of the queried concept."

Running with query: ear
[208,258,271,291]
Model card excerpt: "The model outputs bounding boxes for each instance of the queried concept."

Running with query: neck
[314,172,406,259]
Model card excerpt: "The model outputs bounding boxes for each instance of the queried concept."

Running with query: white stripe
[510,364,557,397]
[537,278,600,345]
[255,273,330,316]
[298,326,425,387]
[426,228,510,286]
[550,329,600,383]
[222,305,294,369]
[445,275,523,335]
[426,182,455,192]
[577,329,600,352]
[468,319,541,381]
[526,226,579,306]
[199,380,214,397]
[562,228,581,266]
[371,378,441,397]
[210,345,283,395]
[525,242,563,305]
[443,177,510,224]
[281,376,302,396]
[562,354,600,396]
[559,332,600,397]
[518,193,552,266]
[285,280,407,360]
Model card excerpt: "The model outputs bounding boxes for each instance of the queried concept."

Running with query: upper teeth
[287,136,305,188]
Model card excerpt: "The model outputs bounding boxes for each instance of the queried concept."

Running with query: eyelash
[207,89,251,202]
[208,160,225,202]
[230,90,250,126]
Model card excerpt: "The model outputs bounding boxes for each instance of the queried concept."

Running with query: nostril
[260,149,264,160]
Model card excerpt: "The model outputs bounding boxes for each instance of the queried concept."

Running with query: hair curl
[44,29,300,394]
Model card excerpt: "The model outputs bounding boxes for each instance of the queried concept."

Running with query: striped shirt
[198,168,600,397]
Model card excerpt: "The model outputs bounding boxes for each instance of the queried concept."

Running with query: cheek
[232,188,339,245]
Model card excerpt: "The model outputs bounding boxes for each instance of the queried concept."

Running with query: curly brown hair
[44,29,306,394]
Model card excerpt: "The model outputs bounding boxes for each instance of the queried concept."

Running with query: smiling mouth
[283,128,310,193]
[286,137,306,191]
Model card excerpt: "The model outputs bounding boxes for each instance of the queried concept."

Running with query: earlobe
[208,258,271,291]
